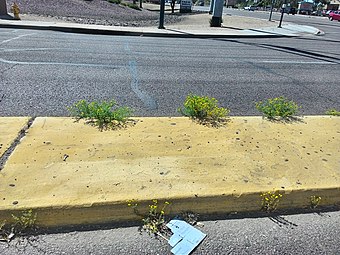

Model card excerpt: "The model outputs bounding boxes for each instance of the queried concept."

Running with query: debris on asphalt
[63,154,69,161]
[166,219,206,255]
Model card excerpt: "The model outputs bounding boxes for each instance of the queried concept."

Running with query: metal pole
[159,0,165,29]
[278,5,285,28]
[0,0,8,16]
[269,0,274,21]
[209,0,215,14]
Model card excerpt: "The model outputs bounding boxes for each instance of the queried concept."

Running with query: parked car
[244,5,257,11]
[329,11,340,21]
[311,10,322,16]
[326,10,334,16]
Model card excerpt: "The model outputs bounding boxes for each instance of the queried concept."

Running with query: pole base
[210,16,222,27]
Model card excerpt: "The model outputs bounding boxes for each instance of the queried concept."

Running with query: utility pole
[159,0,165,29]
[0,0,7,16]
[211,0,224,27]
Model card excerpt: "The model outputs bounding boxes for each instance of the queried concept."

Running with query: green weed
[0,209,37,242]
[11,209,37,233]
[121,2,141,10]
[310,196,321,209]
[178,94,229,125]
[325,109,340,116]
[255,96,299,120]
[68,99,133,130]
[260,191,283,212]
[127,199,170,235]
[108,0,121,4]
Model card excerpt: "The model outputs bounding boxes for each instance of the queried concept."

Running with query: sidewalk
[0,6,323,38]
[0,116,339,227]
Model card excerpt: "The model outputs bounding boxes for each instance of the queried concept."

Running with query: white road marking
[259,60,336,64]
[0,47,63,52]
[0,33,36,45]
[0,58,119,68]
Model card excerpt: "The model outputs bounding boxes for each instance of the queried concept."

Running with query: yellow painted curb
[0,117,30,158]
[0,116,339,227]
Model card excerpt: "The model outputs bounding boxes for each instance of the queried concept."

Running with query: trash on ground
[166,219,206,255]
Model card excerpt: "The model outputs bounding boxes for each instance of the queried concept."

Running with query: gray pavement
[0,4,323,38]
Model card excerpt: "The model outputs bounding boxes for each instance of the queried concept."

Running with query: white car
[244,5,257,11]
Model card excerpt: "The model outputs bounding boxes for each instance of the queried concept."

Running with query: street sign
[180,0,192,13]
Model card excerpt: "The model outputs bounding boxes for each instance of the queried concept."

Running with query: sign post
[278,3,286,28]
[0,0,8,16]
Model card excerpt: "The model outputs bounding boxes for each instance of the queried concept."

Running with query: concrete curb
[1,187,340,228]
[0,116,339,228]
[0,22,291,38]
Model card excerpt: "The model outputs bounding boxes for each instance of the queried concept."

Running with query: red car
[329,11,340,21]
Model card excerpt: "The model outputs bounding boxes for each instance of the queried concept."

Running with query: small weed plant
[68,99,133,130]
[325,109,340,116]
[11,209,37,233]
[127,199,170,236]
[261,191,283,212]
[310,196,321,209]
[0,209,37,242]
[178,94,229,125]
[256,96,299,120]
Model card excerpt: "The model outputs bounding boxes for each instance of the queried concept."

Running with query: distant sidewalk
[0,6,323,38]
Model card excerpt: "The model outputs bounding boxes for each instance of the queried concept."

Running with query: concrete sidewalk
[0,8,323,38]
[0,116,339,227]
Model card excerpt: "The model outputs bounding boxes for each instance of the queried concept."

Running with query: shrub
[325,109,340,116]
[255,96,299,119]
[68,99,133,130]
[108,0,121,4]
[178,94,229,124]
[122,2,141,10]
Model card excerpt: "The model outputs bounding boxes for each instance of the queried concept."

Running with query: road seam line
[0,117,36,171]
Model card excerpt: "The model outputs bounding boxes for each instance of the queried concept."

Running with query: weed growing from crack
[310,196,321,209]
[0,209,37,243]
[178,94,229,126]
[260,191,283,212]
[256,96,299,120]
[325,109,340,116]
[127,199,171,236]
[68,99,133,130]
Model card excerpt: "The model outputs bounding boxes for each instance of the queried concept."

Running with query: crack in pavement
[0,117,36,171]
[124,40,158,111]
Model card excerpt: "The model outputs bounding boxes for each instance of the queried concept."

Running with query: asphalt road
[1,210,340,254]
[0,17,339,117]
